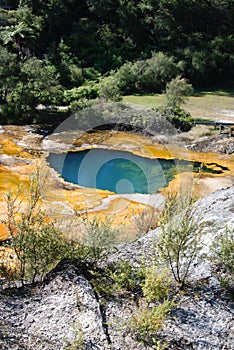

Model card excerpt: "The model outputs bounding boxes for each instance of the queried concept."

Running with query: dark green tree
[0,45,18,103]
[10,57,62,121]
[1,6,43,58]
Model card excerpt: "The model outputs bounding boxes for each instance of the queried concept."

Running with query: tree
[2,21,36,58]
[1,6,43,59]
[140,52,179,92]
[165,76,193,108]
[0,45,18,103]
[98,75,122,101]
[11,57,63,120]
[1,165,70,285]
[111,52,180,95]
[211,226,234,297]
[156,193,202,288]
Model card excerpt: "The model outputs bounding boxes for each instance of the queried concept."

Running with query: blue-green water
[47,149,227,194]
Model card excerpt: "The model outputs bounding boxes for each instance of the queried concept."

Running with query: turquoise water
[47,149,227,194]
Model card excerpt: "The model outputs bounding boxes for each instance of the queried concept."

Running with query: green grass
[193,86,234,97]
[123,94,165,108]
[123,89,234,121]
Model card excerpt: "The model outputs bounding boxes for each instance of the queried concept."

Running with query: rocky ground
[0,107,233,348]
[187,134,234,155]
[0,186,233,350]
[1,121,233,241]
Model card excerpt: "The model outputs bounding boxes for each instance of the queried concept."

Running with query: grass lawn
[123,89,234,122]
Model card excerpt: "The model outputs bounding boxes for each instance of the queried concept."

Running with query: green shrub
[155,105,194,132]
[70,98,96,112]
[88,260,144,298]
[114,60,145,93]
[142,267,172,302]
[130,299,174,346]
[112,52,180,95]
[1,165,73,286]
[211,226,234,296]
[58,61,84,88]
[3,216,69,285]
[126,262,176,347]
[98,75,122,101]
[165,76,193,108]
[108,260,144,294]
[10,58,63,118]
[156,193,202,288]
[81,215,121,264]
[139,52,179,92]
[63,82,99,104]
[82,67,101,81]
[88,268,114,297]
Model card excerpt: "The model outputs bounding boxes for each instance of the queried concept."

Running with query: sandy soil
[195,175,234,197]
[184,105,234,123]
[89,192,165,212]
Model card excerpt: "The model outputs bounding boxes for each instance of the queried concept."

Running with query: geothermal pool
[47,148,227,194]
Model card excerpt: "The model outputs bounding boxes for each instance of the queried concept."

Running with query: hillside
[0,186,233,350]
[0,1,233,123]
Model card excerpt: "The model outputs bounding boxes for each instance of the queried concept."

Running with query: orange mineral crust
[0,129,233,241]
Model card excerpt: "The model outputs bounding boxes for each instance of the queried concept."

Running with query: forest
[0,0,233,123]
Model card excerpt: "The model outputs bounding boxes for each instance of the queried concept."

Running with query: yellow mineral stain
[161,172,234,199]
[103,131,148,145]
[0,246,18,273]
[0,170,20,191]
[0,134,22,155]
[45,187,110,212]
[0,134,31,158]
[0,223,9,241]
[141,144,181,159]
[86,197,158,240]
[73,131,234,176]
[0,130,233,243]
[160,172,195,196]
[73,130,112,147]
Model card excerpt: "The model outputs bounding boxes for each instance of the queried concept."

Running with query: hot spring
[47,148,228,195]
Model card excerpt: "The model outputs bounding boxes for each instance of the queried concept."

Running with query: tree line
[0,0,233,122]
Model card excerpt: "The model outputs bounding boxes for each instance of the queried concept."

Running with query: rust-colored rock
[0,126,233,241]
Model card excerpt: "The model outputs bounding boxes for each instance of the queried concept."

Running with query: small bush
[108,260,144,294]
[81,215,121,263]
[142,267,172,302]
[70,98,96,112]
[154,105,194,132]
[156,193,202,288]
[128,263,176,347]
[89,260,143,298]
[211,226,234,297]
[115,61,142,93]
[111,52,180,95]
[130,299,174,346]
[139,52,179,92]
[98,75,122,101]
[63,82,99,104]
[1,165,73,286]
[165,76,193,108]
[133,207,159,237]
[3,216,69,285]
